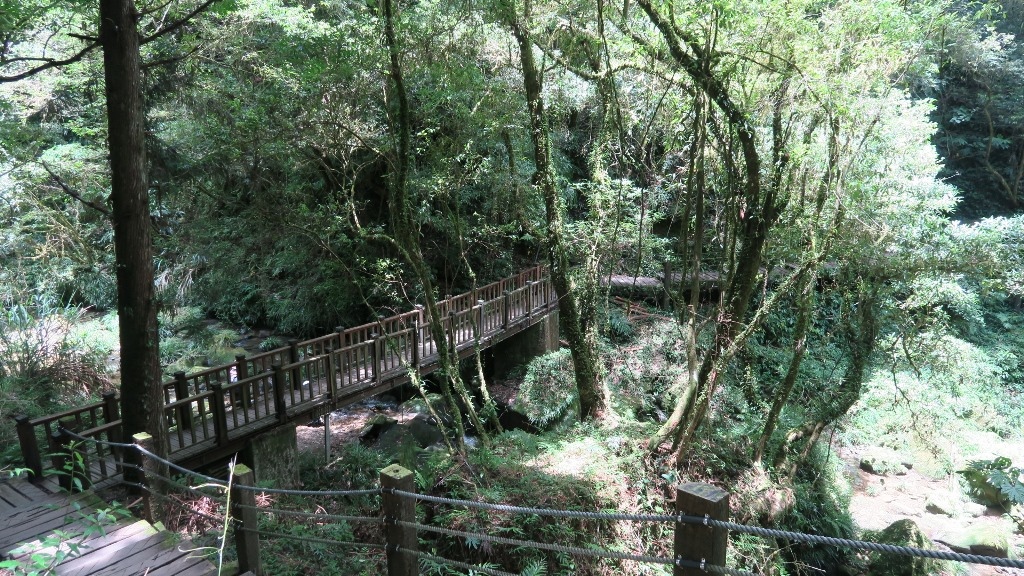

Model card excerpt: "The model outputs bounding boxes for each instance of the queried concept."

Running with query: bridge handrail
[14,267,554,479]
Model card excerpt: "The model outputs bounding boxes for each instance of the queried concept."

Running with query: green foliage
[159,307,246,376]
[0,298,110,464]
[958,456,1024,510]
[779,445,856,573]
[518,350,578,428]
[424,430,616,575]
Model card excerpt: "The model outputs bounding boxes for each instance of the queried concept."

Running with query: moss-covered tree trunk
[382,0,489,447]
[508,6,604,421]
[636,0,786,454]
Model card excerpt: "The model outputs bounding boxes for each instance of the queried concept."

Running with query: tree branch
[41,162,111,217]
[0,41,100,83]
[141,0,221,45]
[141,44,201,69]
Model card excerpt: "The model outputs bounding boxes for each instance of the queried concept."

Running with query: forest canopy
[2,1,1024,571]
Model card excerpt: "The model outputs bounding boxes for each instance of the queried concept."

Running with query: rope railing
[45,430,1024,575]
[401,548,520,576]
[390,488,678,522]
[236,504,382,525]
[397,519,677,567]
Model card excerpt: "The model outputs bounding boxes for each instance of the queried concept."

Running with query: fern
[519,559,547,576]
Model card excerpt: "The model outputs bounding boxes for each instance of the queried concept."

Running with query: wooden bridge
[12,266,557,485]
[0,474,219,575]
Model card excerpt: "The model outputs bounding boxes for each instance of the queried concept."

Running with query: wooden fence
[12,266,557,482]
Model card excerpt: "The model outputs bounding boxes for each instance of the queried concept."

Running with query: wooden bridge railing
[11,266,556,482]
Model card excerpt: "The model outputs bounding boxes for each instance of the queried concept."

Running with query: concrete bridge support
[242,424,300,488]
[491,310,560,378]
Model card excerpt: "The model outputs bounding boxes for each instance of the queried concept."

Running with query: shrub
[959,456,1024,510]
[518,349,578,427]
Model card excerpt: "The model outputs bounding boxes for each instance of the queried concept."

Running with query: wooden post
[335,325,346,348]
[381,464,417,576]
[173,371,194,429]
[232,463,263,576]
[502,290,511,328]
[326,345,338,401]
[674,483,729,576]
[235,354,252,407]
[133,433,157,522]
[53,424,88,492]
[323,411,331,462]
[101,391,120,424]
[411,319,420,370]
[210,383,230,446]
[14,415,43,481]
[475,299,485,341]
[272,364,288,423]
[370,333,380,385]
[101,391,124,471]
[289,340,302,391]
[526,281,534,317]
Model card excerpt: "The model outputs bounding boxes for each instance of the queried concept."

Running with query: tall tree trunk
[636,0,786,453]
[382,0,488,447]
[509,9,604,420]
[100,0,166,472]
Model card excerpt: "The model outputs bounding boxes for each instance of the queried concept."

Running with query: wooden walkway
[0,475,216,576]
[13,266,558,481]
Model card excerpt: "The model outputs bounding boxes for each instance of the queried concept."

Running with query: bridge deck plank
[0,476,216,576]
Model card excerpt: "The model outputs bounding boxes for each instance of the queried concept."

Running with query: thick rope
[232,485,381,497]
[675,559,758,576]
[140,469,228,503]
[684,515,1024,569]
[240,527,385,549]
[399,548,518,576]
[236,504,381,525]
[390,489,676,522]
[396,520,674,566]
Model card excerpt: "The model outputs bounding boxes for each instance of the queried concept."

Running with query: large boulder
[938,521,1011,558]
[398,393,453,426]
[924,492,959,517]
[358,414,398,444]
[862,519,938,576]
[859,447,912,476]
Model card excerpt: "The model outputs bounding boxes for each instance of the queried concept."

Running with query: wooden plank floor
[0,475,217,576]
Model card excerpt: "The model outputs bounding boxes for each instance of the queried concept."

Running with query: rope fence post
[133,432,157,523]
[232,463,263,576]
[675,483,729,576]
[381,464,418,576]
